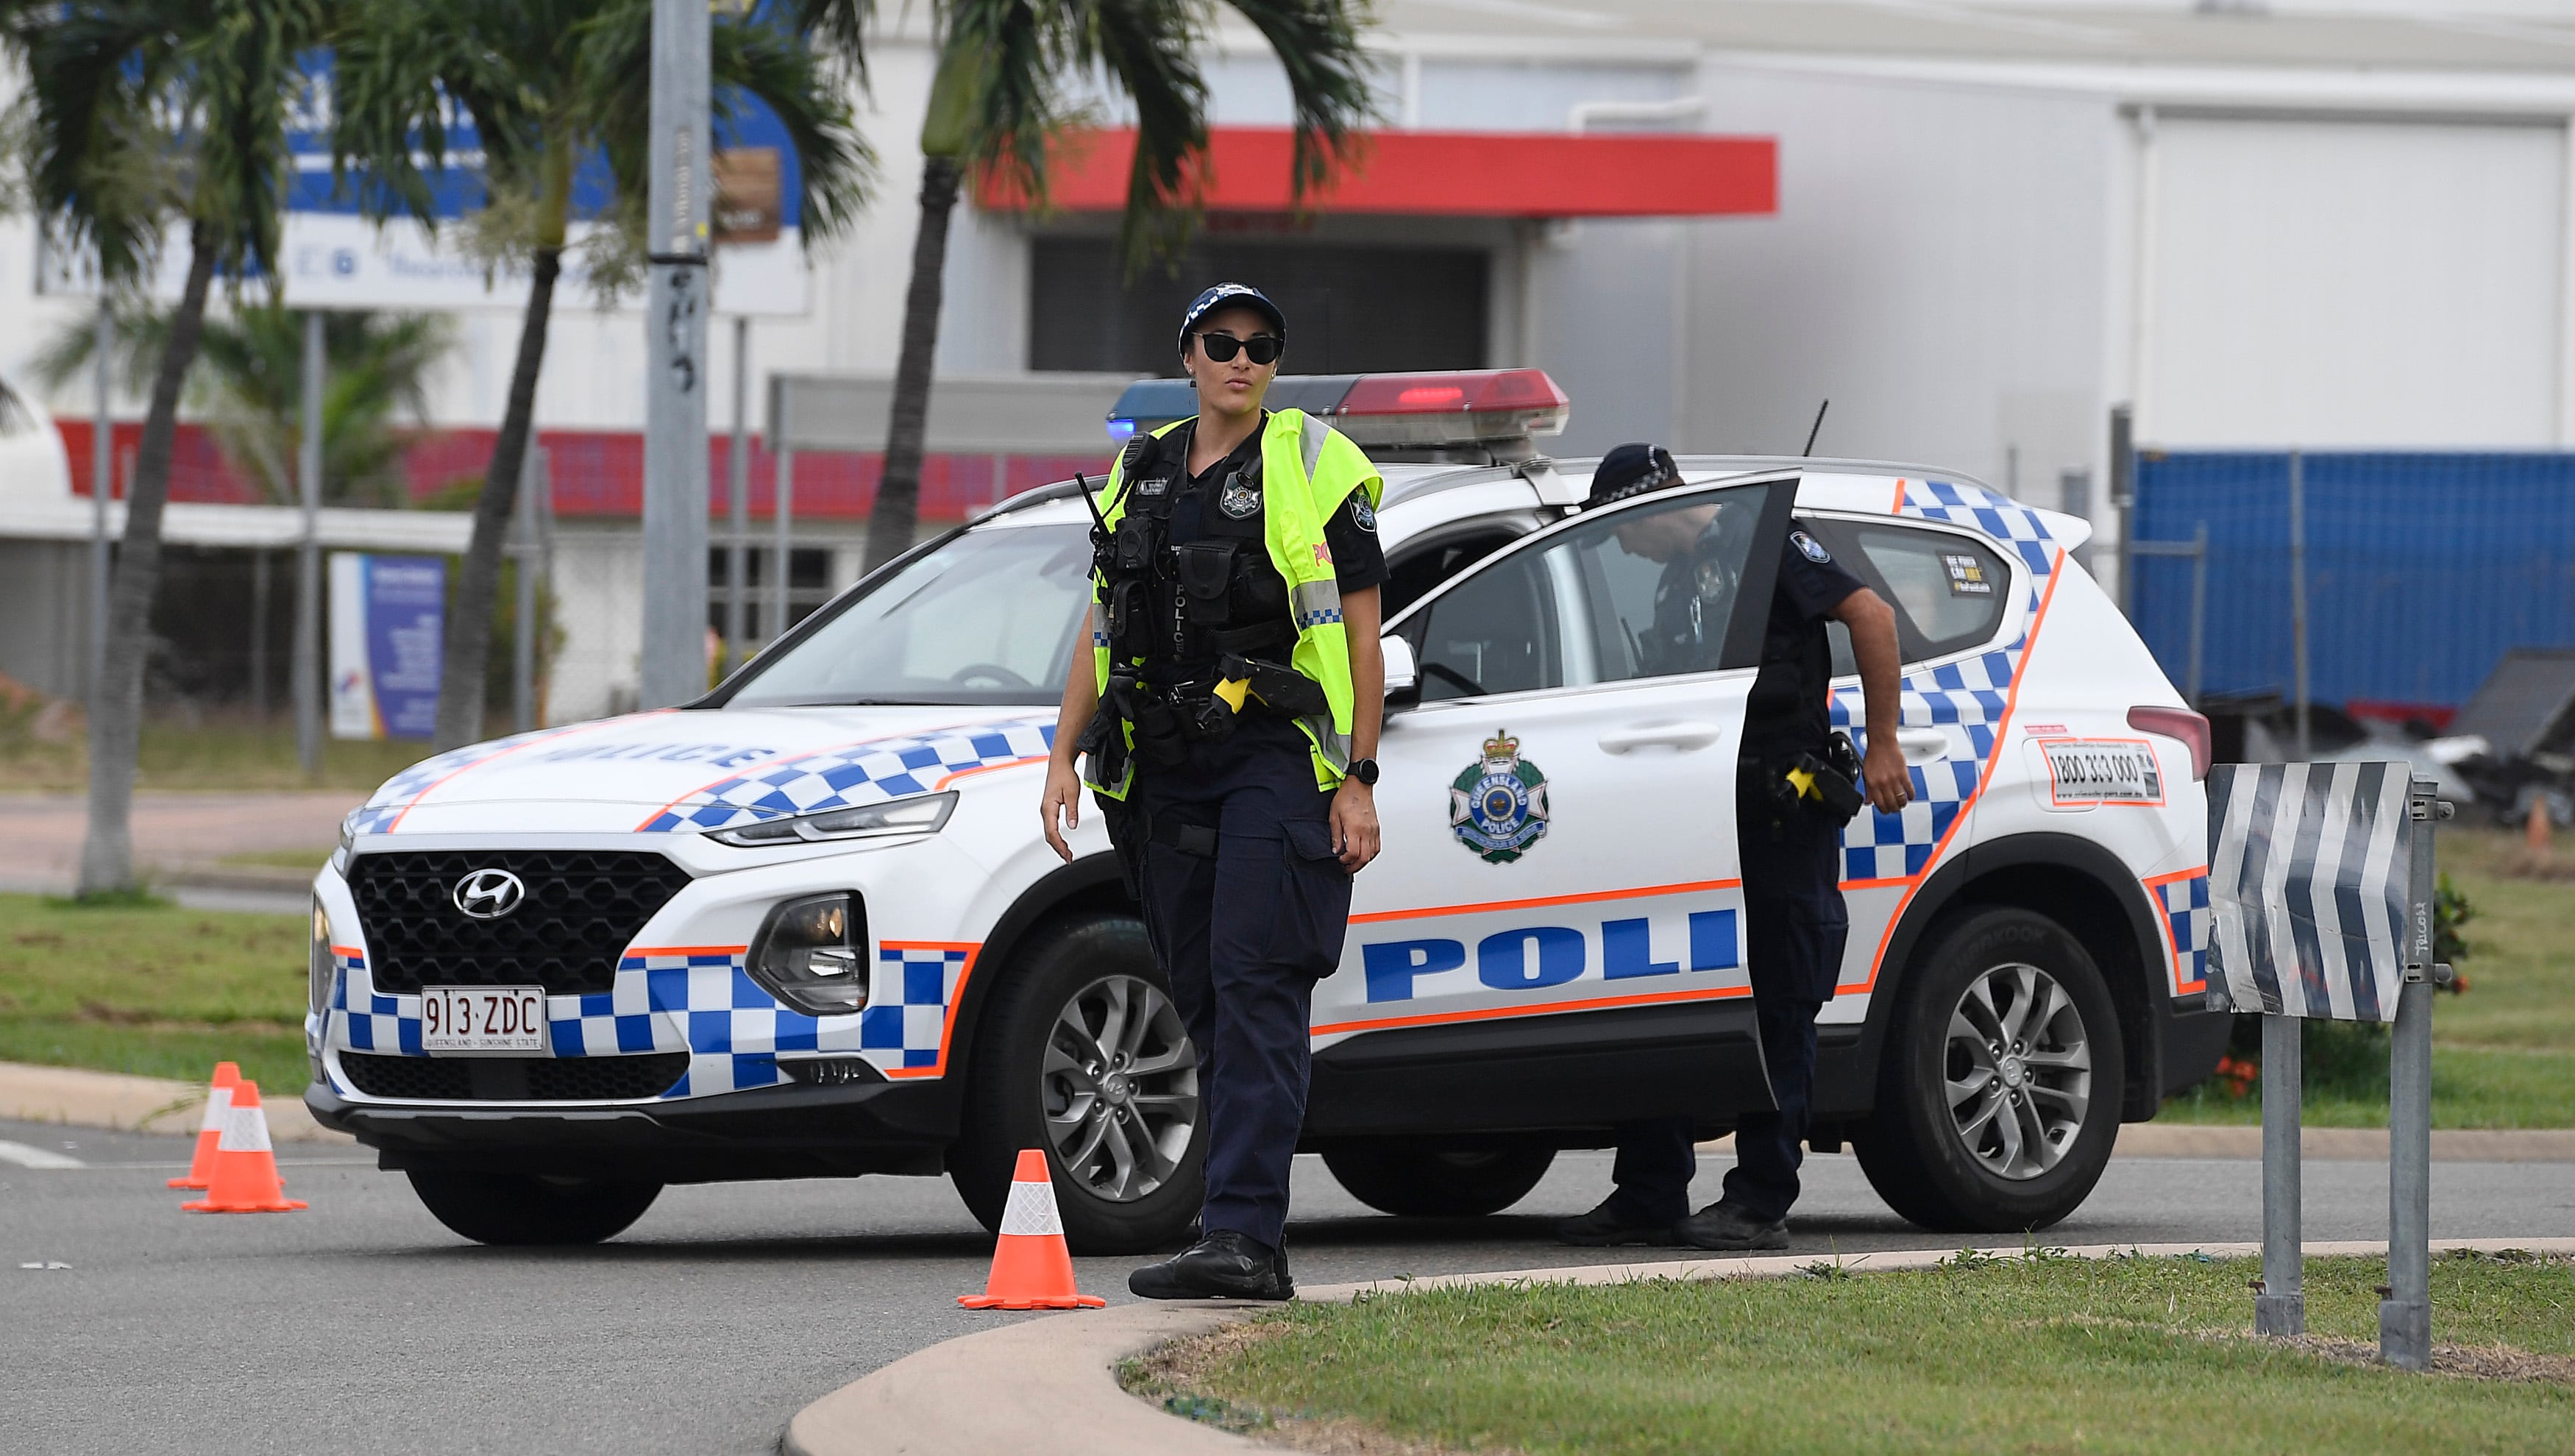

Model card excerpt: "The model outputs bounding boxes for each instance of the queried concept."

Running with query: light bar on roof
[1105,369,1571,450]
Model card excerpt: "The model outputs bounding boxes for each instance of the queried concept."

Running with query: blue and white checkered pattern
[324,941,977,1099]
[2158,873,2213,992]
[346,726,574,834]
[640,718,1056,834]
[1830,478,2064,885]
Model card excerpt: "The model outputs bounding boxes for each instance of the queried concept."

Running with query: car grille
[348,850,693,996]
[339,1051,692,1102]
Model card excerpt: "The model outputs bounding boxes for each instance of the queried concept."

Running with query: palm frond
[1219,0,1379,199]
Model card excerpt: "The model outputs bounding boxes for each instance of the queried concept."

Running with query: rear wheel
[1853,906,2123,1233]
[952,914,1205,1255]
[405,1170,661,1246]
[1321,1139,1557,1218]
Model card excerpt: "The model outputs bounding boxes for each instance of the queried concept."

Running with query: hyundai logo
[452,868,528,920]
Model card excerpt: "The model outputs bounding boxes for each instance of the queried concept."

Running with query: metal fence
[2131,451,2575,716]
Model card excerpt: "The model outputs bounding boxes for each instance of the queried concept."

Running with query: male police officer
[1556,443,1911,1251]
[1040,284,1387,1299]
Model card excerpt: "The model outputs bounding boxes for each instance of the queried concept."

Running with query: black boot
[1675,1199,1788,1251]
[1553,1196,1679,1247]
[1129,1229,1293,1301]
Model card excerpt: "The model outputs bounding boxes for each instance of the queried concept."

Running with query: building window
[1029,238,1489,376]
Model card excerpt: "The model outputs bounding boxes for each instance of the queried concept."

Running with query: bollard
[2379,779,2446,1370]
[2255,1012,2304,1336]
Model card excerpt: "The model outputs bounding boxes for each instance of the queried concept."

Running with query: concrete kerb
[781,1236,2575,1456]
[0,1060,351,1144]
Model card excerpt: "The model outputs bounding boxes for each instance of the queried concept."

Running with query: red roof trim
[979,127,1777,219]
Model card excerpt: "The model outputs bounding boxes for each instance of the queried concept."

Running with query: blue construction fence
[2132,451,2575,719]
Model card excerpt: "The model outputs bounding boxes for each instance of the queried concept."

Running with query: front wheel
[951,914,1205,1255]
[406,1170,661,1246]
[1321,1139,1557,1218]
[1853,906,2123,1233]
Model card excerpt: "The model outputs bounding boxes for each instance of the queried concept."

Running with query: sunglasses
[1194,332,1282,365]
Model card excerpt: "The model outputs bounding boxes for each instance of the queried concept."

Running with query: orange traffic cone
[180,1081,306,1214]
[168,1061,242,1190]
[959,1149,1104,1310]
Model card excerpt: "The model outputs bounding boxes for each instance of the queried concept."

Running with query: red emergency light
[1107,369,1571,455]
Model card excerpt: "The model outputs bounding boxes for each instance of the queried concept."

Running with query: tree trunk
[77,227,217,897]
[433,247,561,750]
[866,156,962,572]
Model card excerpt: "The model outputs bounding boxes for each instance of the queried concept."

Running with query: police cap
[1586,442,1681,508]
[1178,283,1288,355]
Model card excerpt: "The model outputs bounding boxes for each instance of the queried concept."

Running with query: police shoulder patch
[1350,495,1377,533]
[1790,530,1832,564]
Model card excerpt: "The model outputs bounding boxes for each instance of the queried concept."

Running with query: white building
[4,0,2569,721]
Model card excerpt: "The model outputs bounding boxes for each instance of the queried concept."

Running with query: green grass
[1168,1254,2575,1455]
[0,715,430,794]
[0,892,309,1094]
[2161,826,2575,1129]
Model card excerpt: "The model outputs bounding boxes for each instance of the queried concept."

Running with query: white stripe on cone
[999,1176,1064,1238]
[217,1099,274,1155]
[196,1086,233,1134]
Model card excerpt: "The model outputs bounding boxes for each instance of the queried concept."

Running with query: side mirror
[1380,633,1420,707]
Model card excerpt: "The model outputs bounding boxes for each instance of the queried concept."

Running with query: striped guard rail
[2206,761,2415,1022]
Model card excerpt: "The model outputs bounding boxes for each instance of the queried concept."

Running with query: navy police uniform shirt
[1744,528,1868,766]
[1165,417,1388,594]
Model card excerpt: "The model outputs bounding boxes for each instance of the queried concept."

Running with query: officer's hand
[1040,759,1083,863]
[1863,739,1911,817]
[1331,780,1379,873]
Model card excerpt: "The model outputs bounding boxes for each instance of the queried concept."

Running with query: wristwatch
[1348,758,1381,786]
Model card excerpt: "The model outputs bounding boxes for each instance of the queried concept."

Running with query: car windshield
[725,521,1091,708]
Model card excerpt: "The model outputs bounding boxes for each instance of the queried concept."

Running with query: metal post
[639,0,712,706]
[2289,450,2310,760]
[2382,778,2444,1370]
[250,548,271,722]
[728,314,750,664]
[2059,466,2092,572]
[772,444,795,642]
[292,310,324,778]
[513,447,540,734]
[2256,1010,2305,1336]
[2187,521,2208,706]
[88,299,112,700]
[2109,404,2134,617]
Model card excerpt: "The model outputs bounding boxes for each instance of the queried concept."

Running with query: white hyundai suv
[303,369,2226,1249]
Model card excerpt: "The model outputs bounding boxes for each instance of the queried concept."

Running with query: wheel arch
[946,853,1140,1081]
[1853,833,2170,1123]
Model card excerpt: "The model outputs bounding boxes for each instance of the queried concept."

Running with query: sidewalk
[0,792,355,898]
[0,1062,349,1143]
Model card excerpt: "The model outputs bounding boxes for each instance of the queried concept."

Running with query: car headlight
[747,892,868,1016]
[308,900,335,1015]
[706,791,958,848]
[332,814,357,873]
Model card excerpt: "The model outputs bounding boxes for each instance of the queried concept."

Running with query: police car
[305,368,2226,1249]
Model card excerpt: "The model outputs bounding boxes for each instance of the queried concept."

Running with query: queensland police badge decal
[1450,731,1550,864]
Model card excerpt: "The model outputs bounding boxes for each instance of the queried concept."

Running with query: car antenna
[1801,399,1830,457]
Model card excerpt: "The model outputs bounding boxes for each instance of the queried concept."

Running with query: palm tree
[333,0,873,750]
[864,0,1379,571]
[2,0,330,897]
[32,304,455,508]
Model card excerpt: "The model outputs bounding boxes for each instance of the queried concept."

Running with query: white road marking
[0,1140,87,1170]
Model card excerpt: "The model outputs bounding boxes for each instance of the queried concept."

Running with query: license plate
[420,986,550,1052]
[2042,739,2165,806]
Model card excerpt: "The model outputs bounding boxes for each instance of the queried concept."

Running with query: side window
[1382,525,1525,619]
[1808,520,2011,665]
[1409,484,1774,699]
[1414,551,1560,700]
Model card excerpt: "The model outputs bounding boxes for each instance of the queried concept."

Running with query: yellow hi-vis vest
[1085,409,1385,799]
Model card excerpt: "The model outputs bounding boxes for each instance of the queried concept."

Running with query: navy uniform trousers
[1606,774,1850,1226]
[1132,718,1353,1250]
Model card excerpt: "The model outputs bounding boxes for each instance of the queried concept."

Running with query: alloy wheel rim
[1942,960,2092,1182]
[1042,975,1200,1202]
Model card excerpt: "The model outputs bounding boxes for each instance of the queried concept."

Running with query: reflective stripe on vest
[1086,410,1382,795]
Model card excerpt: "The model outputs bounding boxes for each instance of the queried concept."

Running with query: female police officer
[1040,283,1387,1300]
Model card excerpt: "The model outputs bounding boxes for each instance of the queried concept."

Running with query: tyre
[1853,906,2123,1233]
[1321,1139,1557,1218]
[951,913,1205,1255]
[405,1170,661,1246]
